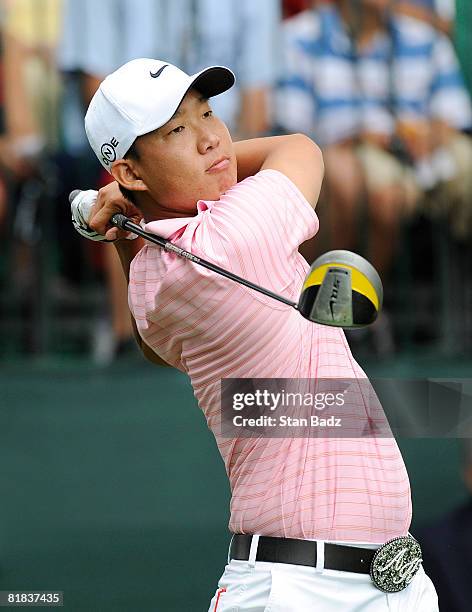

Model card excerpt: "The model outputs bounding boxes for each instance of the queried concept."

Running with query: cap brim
[189,66,235,98]
[136,65,235,140]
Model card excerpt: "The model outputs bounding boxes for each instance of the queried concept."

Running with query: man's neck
[338,1,387,50]
[144,208,196,223]
[137,193,197,223]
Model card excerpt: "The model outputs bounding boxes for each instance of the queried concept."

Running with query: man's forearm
[113,237,144,349]
[113,238,170,366]
[234,135,303,181]
[237,87,270,139]
[113,237,144,282]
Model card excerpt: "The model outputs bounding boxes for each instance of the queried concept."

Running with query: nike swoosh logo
[150,64,169,78]
[329,298,336,319]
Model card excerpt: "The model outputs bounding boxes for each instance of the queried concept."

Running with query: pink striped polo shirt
[128,169,412,543]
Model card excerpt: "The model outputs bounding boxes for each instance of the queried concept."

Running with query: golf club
[70,190,382,328]
[109,214,383,328]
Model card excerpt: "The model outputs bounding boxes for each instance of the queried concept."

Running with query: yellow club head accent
[298,250,383,327]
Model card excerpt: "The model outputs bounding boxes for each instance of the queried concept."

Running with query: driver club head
[298,250,383,328]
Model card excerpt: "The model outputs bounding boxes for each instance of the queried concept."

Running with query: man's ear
[110,159,147,192]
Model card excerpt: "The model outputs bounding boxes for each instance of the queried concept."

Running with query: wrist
[234,135,292,182]
[113,235,144,256]
[113,237,144,282]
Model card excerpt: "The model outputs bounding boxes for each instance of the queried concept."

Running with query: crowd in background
[1,0,472,360]
[1,3,472,610]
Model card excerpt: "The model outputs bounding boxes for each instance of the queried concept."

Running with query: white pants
[208,540,439,611]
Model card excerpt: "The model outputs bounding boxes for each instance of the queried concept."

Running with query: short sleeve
[197,169,319,294]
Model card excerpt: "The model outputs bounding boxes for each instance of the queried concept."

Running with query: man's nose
[198,128,220,154]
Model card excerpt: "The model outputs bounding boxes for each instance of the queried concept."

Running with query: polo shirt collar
[144,200,211,240]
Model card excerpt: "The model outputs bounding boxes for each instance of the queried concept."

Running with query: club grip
[69,189,81,204]
[110,213,130,229]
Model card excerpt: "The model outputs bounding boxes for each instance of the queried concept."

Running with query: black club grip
[110,213,130,229]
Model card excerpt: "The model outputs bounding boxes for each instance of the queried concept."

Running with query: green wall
[0,358,468,611]
[455,0,472,95]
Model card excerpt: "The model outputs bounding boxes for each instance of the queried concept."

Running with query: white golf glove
[70,189,138,242]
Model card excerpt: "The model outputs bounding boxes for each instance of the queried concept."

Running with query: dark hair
[119,140,141,205]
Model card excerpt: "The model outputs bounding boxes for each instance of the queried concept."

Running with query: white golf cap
[85,58,235,172]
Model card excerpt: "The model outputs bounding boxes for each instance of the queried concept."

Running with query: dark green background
[0,354,470,611]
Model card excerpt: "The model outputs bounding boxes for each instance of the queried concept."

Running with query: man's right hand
[71,189,110,242]
[89,181,143,241]
[71,182,143,242]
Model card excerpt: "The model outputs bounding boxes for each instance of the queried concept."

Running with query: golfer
[72,58,438,611]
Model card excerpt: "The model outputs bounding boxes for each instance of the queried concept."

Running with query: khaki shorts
[356,143,420,216]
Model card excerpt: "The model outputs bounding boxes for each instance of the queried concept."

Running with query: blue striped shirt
[276,6,471,146]
[391,14,471,129]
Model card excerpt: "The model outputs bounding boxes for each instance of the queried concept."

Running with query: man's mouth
[206,157,230,173]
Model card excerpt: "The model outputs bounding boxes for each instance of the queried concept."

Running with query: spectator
[276,0,419,285]
[1,0,61,168]
[0,0,62,293]
[395,0,455,36]
[277,0,472,266]
[59,0,280,139]
[392,5,472,240]
[58,0,280,359]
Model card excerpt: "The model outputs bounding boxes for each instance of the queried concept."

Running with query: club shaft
[111,214,298,309]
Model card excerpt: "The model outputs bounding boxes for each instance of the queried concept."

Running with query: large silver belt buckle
[370,536,423,593]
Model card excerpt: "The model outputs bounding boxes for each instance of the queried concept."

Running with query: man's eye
[170,126,184,134]
[203,110,213,118]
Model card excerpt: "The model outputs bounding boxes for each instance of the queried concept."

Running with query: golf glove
[70,189,138,242]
